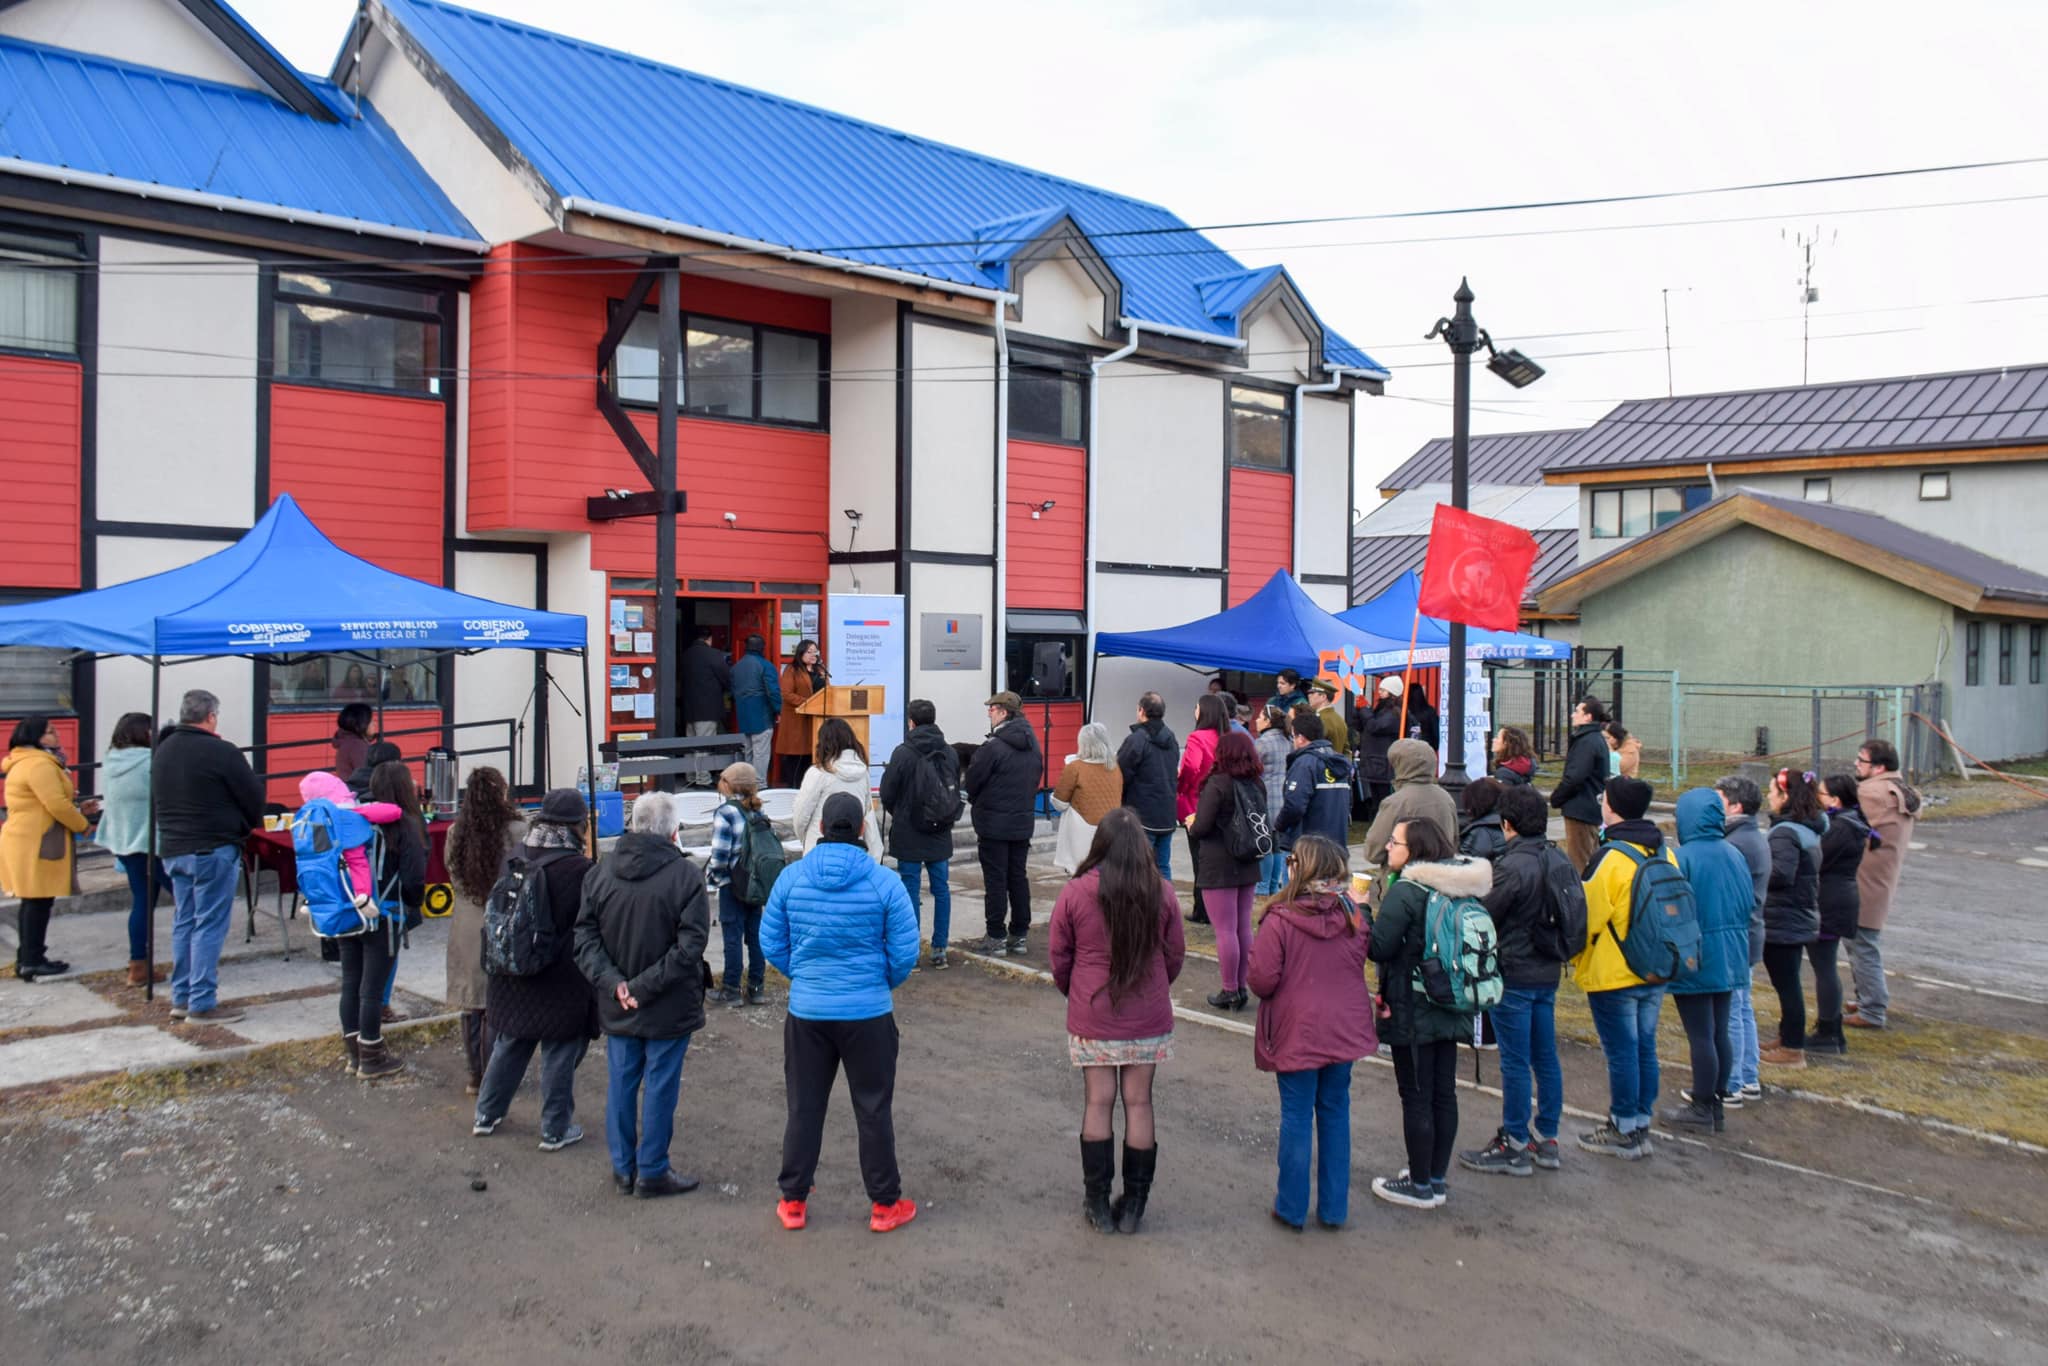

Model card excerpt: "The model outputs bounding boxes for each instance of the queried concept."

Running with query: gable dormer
[975,207,1122,345]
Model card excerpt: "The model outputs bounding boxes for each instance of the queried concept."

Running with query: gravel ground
[3,955,2046,1366]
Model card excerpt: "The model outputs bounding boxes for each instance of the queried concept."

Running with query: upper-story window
[1919,471,1950,500]
[273,272,443,395]
[0,226,83,356]
[613,309,827,429]
[1229,384,1291,471]
[1590,483,1709,539]
[1009,364,1084,444]
[1804,477,1832,502]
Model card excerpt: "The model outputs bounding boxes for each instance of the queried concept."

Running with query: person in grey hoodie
[1713,775,1770,1099]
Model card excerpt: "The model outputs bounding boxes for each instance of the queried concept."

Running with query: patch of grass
[1551,975,2048,1148]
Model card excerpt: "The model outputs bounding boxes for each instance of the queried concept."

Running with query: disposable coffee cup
[263,815,281,832]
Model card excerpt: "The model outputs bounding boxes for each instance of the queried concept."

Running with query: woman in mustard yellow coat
[2,715,97,979]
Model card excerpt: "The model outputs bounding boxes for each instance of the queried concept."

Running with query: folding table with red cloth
[241,818,455,957]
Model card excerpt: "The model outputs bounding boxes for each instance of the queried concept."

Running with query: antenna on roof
[1783,225,1836,384]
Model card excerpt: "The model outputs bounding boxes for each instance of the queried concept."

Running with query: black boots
[356,1037,405,1081]
[342,1032,360,1077]
[1808,1019,1848,1057]
[1114,1143,1157,1235]
[1080,1137,1117,1234]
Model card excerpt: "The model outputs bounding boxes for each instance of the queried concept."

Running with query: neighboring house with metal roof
[1539,489,2048,761]
[1377,428,1588,496]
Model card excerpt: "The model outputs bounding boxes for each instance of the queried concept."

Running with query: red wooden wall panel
[1028,701,1085,790]
[269,384,445,582]
[262,708,443,806]
[466,246,517,530]
[0,355,81,589]
[1005,440,1087,610]
[1227,468,1293,607]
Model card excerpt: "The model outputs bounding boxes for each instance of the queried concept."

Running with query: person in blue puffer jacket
[761,793,922,1235]
[1665,788,1756,1133]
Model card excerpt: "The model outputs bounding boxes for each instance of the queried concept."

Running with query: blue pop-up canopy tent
[1337,570,1570,668]
[1093,570,1412,684]
[0,494,593,997]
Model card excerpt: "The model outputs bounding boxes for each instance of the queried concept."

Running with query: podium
[796,684,887,757]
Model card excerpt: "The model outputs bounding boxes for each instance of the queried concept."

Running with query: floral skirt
[1069,1032,1175,1067]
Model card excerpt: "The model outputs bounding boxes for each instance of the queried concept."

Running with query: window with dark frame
[1228,384,1290,470]
[272,271,443,395]
[1004,630,1084,702]
[2031,624,2043,685]
[1009,365,1084,444]
[1591,483,1709,538]
[1919,471,1951,501]
[1965,620,1982,686]
[1998,622,2015,686]
[0,225,83,355]
[612,309,827,428]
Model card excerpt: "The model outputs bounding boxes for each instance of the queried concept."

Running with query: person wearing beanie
[1572,776,1674,1161]
[761,792,922,1233]
[1357,675,1405,822]
[473,787,597,1149]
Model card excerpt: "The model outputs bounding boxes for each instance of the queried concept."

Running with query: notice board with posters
[830,593,905,784]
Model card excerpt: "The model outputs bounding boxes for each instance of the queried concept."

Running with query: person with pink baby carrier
[296,770,409,1079]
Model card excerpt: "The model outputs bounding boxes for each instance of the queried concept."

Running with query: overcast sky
[244,0,2048,514]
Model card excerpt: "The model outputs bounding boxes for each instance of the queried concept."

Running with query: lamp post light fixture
[1424,278,1545,797]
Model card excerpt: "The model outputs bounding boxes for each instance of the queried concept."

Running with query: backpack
[729,807,788,908]
[1224,779,1274,861]
[1607,843,1702,985]
[909,747,964,834]
[1414,882,1504,1014]
[293,799,382,939]
[481,853,557,977]
[1538,844,1589,960]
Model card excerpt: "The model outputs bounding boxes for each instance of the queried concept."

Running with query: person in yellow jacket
[1571,776,1671,1162]
[2,715,99,980]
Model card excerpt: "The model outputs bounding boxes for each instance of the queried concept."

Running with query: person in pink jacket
[1248,834,1377,1231]
[1175,693,1231,926]
[1049,808,1186,1237]
[297,770,402,910]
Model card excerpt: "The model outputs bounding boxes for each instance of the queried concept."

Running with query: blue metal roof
[0,35,478,245]
[377,0,1383,374]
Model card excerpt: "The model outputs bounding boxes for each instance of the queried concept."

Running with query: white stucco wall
[453,549,542,786]
[1088,570,1224,731]
[907,559,994,742]
[1246,308,1313,384]
[95,237,257,528]
[907,320,996,556]
[1094,361,1223,568]
[829,293,898,550]
[1297,394,1352,577]
[545,534,605,787]
[1011,250,1105,348]
[2,0,256,88]
[829,562,894,597]
[91,536,255,746]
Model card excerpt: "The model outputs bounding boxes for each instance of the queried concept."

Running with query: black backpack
[1537,843,1588,961]
[1224,778,1275,862]
[481,854,556,977]
[910,747,964,834]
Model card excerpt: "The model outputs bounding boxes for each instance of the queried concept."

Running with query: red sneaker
[776,1199,807,1230]
[869,1198,918,1233]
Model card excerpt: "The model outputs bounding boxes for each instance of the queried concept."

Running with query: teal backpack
[1413,884,1504,1014]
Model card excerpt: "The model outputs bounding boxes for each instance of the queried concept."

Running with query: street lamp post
[1425,278,1544,799]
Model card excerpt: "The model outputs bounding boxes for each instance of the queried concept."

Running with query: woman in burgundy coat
[1049,807,1186,1237]
[1247,834,1376,1230]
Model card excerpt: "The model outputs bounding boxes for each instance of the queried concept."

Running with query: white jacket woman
[791,739,882,857]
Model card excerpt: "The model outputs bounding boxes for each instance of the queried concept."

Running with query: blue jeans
[1727,982,1760,1089]
[1148,832,1173,879]
[896,860,951,952]
[719,885,764,989]
[1274,1063,1352,1226]
[1493,984,1564,1144]
[1586,984,1664,1133]
[605,1033,690,1181]
[1256,850,1287,895]
[166,844,240,1012]
[115,852,168,962]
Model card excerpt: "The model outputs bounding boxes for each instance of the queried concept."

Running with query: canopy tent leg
[145,657,160,1003]
[1085,648,1099,721]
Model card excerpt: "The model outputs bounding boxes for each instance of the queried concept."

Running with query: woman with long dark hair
[1759,769,1826,1069]
[445,766,526,1092]
[94,712,167,986]
[1048,807,1186,1235]
[1175,692,1232,926]
[332,702,375,781]
[1188,730,1265,1010]
[1,715,96,980]
[349,759,427,1079]
[775,638,827,787]
[790,716,880,855]
[1811,774,1873,1058]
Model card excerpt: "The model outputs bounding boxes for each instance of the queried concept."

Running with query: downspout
[1086,323,1145,718]
[1705,460,1720,497]
[1292,365,1379,581]
[992,299,1013,711]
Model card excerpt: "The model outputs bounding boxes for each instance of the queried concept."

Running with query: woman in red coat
[1048,807,1186,1236]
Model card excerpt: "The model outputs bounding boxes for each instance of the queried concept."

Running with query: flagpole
[1398,606,1421,738]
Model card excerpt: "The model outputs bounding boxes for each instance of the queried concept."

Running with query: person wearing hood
[1666,788,1755,1133]
[1366,820,1491,1209]
[1548,696,1611,875]
[966,692,1042,956]
[1490,725,1536,788]
[2,715,98,981]
[1848,740,1919,1031]
[1759,769,1826,1069]
[1247,835,1375,1230]
[1712,775,1771,1103]
[1116,692,1181,877]
[93,713,168,987]
[1361,737,1456,903]
[879,700,961,968]
[763,793,921,1234]
[1457,777,1508,863]
[729,633,783,778]
[1277,713,1359,853]
[1811,775,1875,1058]
[1402,682,1440,754]
[573,791,710,1199]
[1573,777,1672,1160]
[1358,676,1404,819]
[791,718,882,856]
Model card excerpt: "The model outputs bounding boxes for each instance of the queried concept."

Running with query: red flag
[1417,504,1539,632]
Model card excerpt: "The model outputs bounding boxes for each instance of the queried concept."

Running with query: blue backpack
[1608,843,1702,985]
[293,799,386,938]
